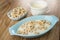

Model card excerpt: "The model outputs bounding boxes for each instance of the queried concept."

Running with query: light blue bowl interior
[9,15,59,35]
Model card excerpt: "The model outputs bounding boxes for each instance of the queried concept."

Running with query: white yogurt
[30,0,48,15]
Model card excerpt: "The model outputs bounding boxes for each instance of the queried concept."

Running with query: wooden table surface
[0,0,60,40]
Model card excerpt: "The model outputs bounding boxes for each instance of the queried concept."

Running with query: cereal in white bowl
[7,7,27,20]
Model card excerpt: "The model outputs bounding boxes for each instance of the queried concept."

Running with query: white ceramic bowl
[7,9,27,20]
[30,0,48,15]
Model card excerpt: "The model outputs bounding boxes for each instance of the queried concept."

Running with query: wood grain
[0,0,60,40]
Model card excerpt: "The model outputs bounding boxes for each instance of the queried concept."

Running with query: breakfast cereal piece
[46,21,51,25]
[20,25,24,28]
[33,28,37,31]
[24,30,28,34]
[39,26,47,30]
[37,20,43,25]
[13,14,17,18]
[17,30,24,34]
[33,31,39,34]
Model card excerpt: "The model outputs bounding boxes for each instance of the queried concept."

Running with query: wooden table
[0,0,60,40]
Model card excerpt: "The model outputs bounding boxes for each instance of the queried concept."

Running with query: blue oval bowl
[9,15,59,38]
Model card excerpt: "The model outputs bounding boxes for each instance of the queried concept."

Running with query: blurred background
[0,0,60,16]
